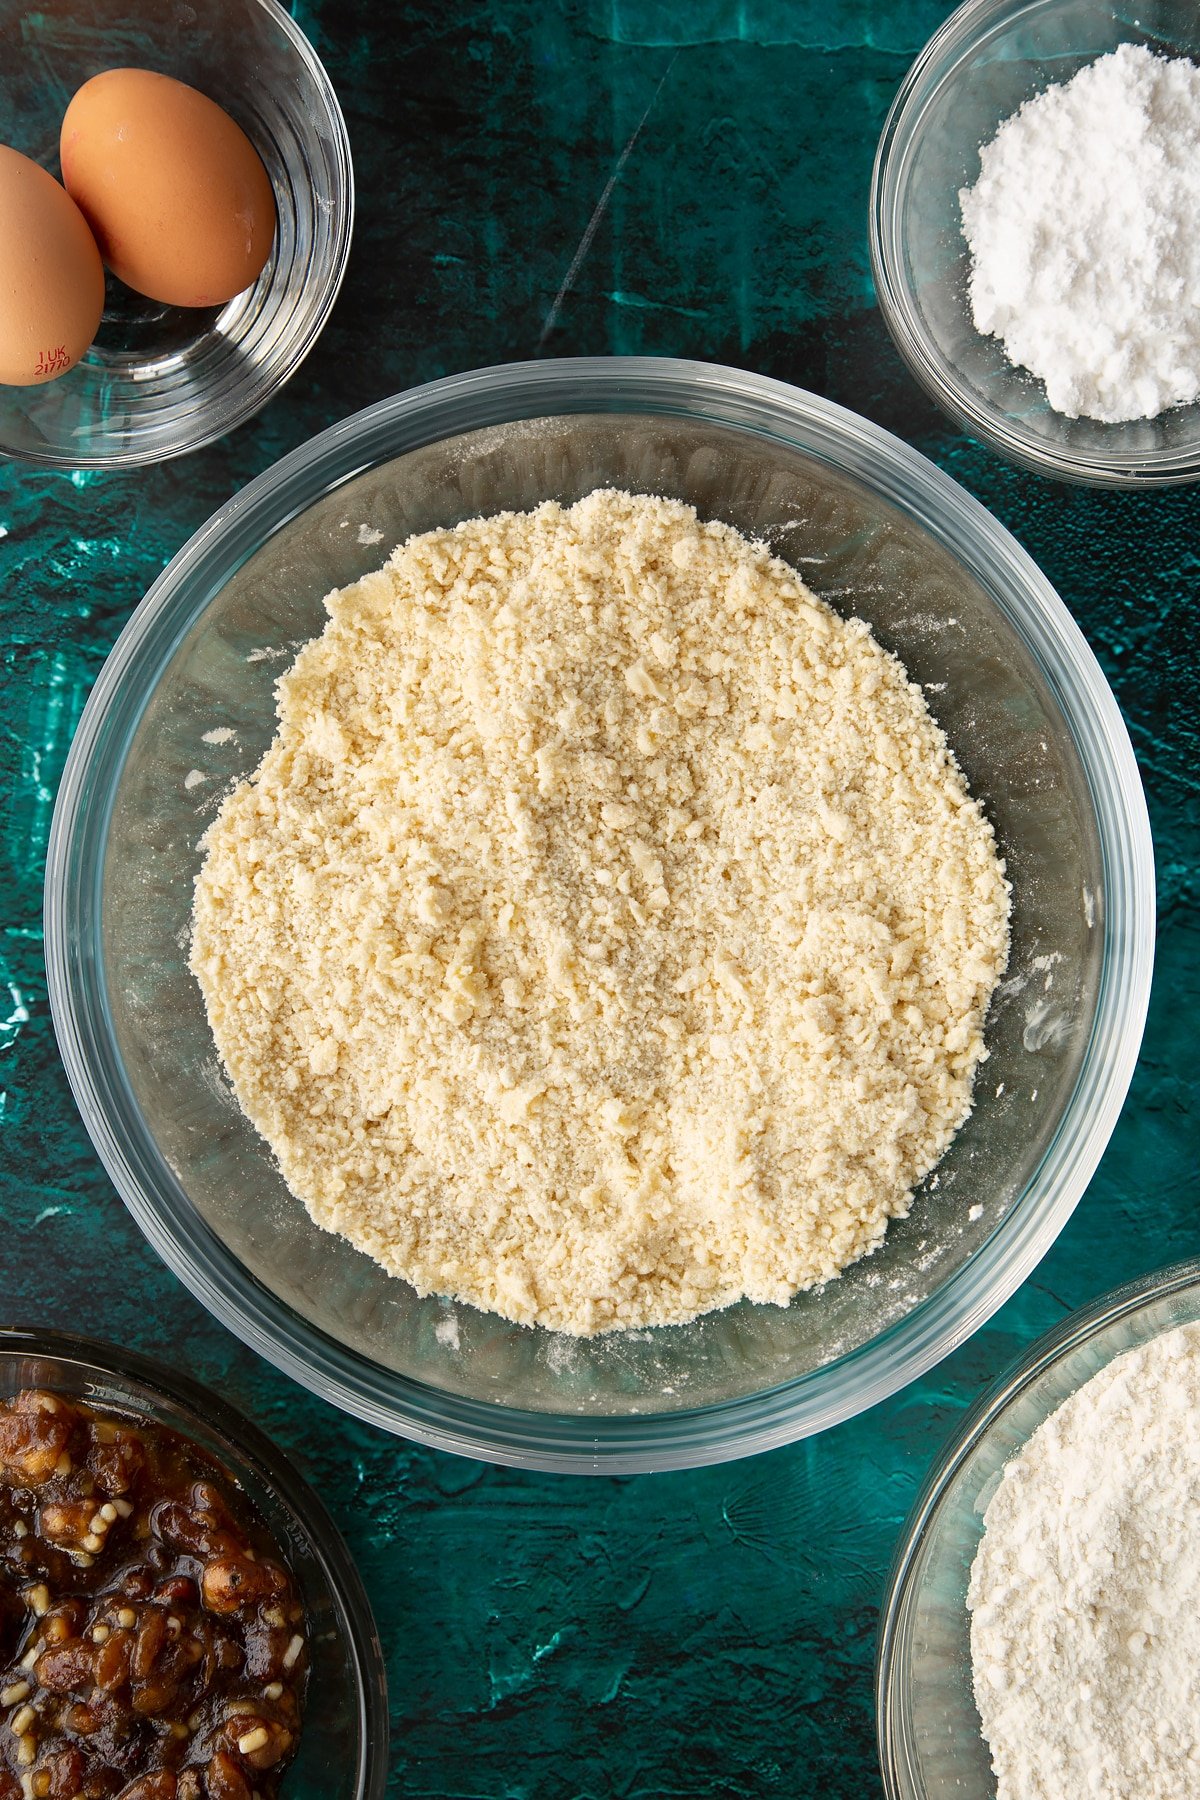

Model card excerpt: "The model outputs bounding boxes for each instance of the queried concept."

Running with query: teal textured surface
[1,3,1196,1795]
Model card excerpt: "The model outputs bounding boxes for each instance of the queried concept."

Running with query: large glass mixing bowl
[44,358,1154,1472]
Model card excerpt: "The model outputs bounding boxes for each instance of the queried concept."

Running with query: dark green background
[1,3,1196,1795]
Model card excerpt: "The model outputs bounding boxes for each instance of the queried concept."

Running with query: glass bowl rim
[0,1321,389,1800]
[868,0,1200,489]
[43,354,1155,1473]
[0,0,356,472]
[874,1255,1200,1799]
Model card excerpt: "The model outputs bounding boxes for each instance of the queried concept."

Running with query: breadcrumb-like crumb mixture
[190,491,1010,1335]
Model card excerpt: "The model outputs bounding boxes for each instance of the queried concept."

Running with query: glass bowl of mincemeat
[45,357,1154,1473]
[0,1327,388,1800]
[870,0,1200,486]
[875,1258,1200,1799]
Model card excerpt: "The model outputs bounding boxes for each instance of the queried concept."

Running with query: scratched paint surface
[1,3,1197,1795]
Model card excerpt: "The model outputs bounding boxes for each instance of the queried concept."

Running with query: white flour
[969,1322,1200,1799]
[960,45,1200,423]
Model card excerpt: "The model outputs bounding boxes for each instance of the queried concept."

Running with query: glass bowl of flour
[44,358,1153,1472]
[871,0,1200,486]
[876,1258,1200,1799]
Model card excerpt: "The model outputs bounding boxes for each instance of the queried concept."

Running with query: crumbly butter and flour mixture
[190,490,1010,1334]
[969,1323,1200,1800]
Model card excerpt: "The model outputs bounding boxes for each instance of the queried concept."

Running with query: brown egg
[60,68,276,308]
[0,145,105,386]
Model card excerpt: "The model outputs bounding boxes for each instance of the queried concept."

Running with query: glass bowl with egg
[870,0,1200,487]
[875,1257,1200,1799]
[0,0,352,469]
[44,356,1154,1472]
[0,1324,388,1800]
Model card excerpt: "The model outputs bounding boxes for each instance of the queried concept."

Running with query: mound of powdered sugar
[191,491,1009,1335]
[969,1322,1200,1799]
[960,44,1200,423]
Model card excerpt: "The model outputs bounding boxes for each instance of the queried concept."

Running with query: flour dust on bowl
[876,1260,1200,1800]
[45,359,1154,1473]
[870,0,1200,486]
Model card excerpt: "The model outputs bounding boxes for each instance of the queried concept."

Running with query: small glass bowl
[45,357,1154,1473]
[0,1326,388,1800]
[0,0,353,469]
[875,1259,1200,1799]
[870,0,1200,487]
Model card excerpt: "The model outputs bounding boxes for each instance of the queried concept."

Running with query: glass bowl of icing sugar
[871,0,1200,487]
[876,1257,1200,1798]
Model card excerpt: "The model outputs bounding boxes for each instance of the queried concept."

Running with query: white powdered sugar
[960,45,1200,423]
[969,1322,1200,1799]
